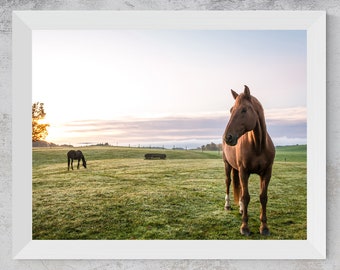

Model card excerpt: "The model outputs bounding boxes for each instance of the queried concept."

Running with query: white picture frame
[12,10,326,259]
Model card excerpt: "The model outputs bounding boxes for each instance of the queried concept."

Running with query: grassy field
[32,145,306,240]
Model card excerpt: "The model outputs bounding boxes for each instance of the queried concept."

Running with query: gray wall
[1,1,338,269]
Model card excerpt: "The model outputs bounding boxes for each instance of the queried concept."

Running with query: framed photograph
[12,10,326,259]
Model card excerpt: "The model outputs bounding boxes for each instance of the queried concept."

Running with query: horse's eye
[241,108,247,113]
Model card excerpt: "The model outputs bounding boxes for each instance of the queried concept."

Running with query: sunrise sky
[32,30,306,148]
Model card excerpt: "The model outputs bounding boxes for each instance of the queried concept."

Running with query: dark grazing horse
[67,150,87,171]
[222,85,275,236]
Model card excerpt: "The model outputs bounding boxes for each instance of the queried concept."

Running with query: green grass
[32,145,306,240]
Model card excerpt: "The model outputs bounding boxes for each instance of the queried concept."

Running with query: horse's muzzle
[225,134,238,146]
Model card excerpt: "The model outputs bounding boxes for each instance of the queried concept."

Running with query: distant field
[32,145,307,240]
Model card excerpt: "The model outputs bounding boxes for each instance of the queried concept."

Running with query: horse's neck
[250,110,267,154]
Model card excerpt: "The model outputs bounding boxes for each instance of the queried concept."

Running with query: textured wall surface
[1,1,339,269]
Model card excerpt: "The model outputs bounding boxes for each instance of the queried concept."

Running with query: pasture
[32,145,306,240]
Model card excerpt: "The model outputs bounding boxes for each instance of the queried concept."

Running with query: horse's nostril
[226,134,233,143]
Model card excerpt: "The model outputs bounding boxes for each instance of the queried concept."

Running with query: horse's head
[223,85,259,146]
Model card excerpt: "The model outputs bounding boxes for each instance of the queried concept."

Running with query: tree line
[200,142,222,151]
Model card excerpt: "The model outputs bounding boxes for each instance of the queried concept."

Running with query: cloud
[265,107,306,140]
[50,107,307,147]
[60,116,226,143]
[271,136,307,146]
[265,107,306,124]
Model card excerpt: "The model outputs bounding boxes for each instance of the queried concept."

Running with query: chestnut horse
[222,85,275,236]
[67,150,87,171]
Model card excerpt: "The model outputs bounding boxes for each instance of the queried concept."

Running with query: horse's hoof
[224,206,232,211]
[260,227,270,236]
[240,226,251,236]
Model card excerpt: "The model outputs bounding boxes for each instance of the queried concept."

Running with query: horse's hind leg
[259,166,272,236]
[77,159,80,169]
[224,161,232,211]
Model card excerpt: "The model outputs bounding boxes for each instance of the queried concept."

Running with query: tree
[32,102,49,142]
[199,142,223,151]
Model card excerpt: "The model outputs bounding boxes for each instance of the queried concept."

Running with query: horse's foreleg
[232,169,242,213]
[224,162,232,211]
[68,158,70,171]
[77,159,80,169]
[259,167,272,236]
[71,159,74,170]
[239,170,250,236]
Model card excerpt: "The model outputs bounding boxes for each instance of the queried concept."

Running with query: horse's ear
[244,85,251,99]
[231,89,238,100]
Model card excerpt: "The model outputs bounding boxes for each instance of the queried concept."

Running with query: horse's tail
[81,155,87,168]
[232,169,241,205]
